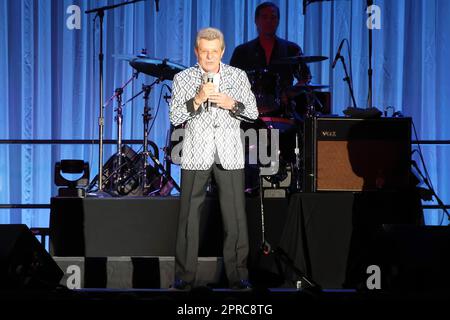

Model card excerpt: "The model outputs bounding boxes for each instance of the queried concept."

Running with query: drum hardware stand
[303,84,326,118]
[291,133,302,192]
[115,88,124,168]
[86,72,139,194]
[134,80,181,194]
[163,125,173,177]
[107,77,180,196]
[141,84,153,190]
[100,86,133,195]
[149,84,175,188]
[299,86,322,194]
[257,170,319,289]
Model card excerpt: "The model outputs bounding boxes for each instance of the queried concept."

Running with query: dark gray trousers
[175,164,249,285]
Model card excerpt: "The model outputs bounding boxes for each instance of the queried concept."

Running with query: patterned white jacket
[169,62,258,170]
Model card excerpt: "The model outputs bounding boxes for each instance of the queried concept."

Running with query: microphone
[332,39,345,69]
[155,0,159,12]
[204,72,214,110]
[206,72,214,83]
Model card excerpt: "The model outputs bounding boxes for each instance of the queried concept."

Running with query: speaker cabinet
[0,224,63,290]
[303,117,411,192]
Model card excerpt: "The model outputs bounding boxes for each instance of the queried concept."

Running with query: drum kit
[87,50,187,197]
[87,47,329,197]
[243,54,330,195]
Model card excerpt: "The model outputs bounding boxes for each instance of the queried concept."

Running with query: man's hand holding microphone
[193,82,216,111]
[193,74,235,111]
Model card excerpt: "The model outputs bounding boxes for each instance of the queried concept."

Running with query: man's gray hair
[195,27,225,50]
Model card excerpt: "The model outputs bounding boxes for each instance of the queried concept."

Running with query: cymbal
[285,83,329,97]
[115,54,186,80]
[130,58,186,81]
[272,55,328,64]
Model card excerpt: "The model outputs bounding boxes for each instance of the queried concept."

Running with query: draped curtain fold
[0,0,448,226]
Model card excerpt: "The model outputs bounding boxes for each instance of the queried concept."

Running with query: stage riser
[53,257,223,289]
[49,197,289,267]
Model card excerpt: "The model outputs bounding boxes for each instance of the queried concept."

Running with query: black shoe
[231,279,253,291]
[169,279,192,291]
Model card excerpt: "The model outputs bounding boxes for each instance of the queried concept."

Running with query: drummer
[230,1,311,112]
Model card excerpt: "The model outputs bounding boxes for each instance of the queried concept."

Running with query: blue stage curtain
[0,0,448,226]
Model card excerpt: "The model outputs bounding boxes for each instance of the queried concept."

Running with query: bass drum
[87,144,162,197]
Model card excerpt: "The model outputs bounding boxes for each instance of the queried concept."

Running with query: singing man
[169,27,258,290]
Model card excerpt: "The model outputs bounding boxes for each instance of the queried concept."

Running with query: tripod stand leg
[147,151,180,192]
[273,246,320,290]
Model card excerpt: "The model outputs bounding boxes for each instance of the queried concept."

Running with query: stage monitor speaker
[0,224,64,290]
[303,117,411,192]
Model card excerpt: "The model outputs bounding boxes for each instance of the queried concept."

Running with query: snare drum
[259,116,296,133]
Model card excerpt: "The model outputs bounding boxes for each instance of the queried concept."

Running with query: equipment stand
[85,0,144,192]
[258,170,319,289]
[139,82,181,194]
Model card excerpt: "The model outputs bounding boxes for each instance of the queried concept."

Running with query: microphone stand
[304,0,372,109]
[336,54,358,108]
[258,169,319,289]
[85,0,144,193]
